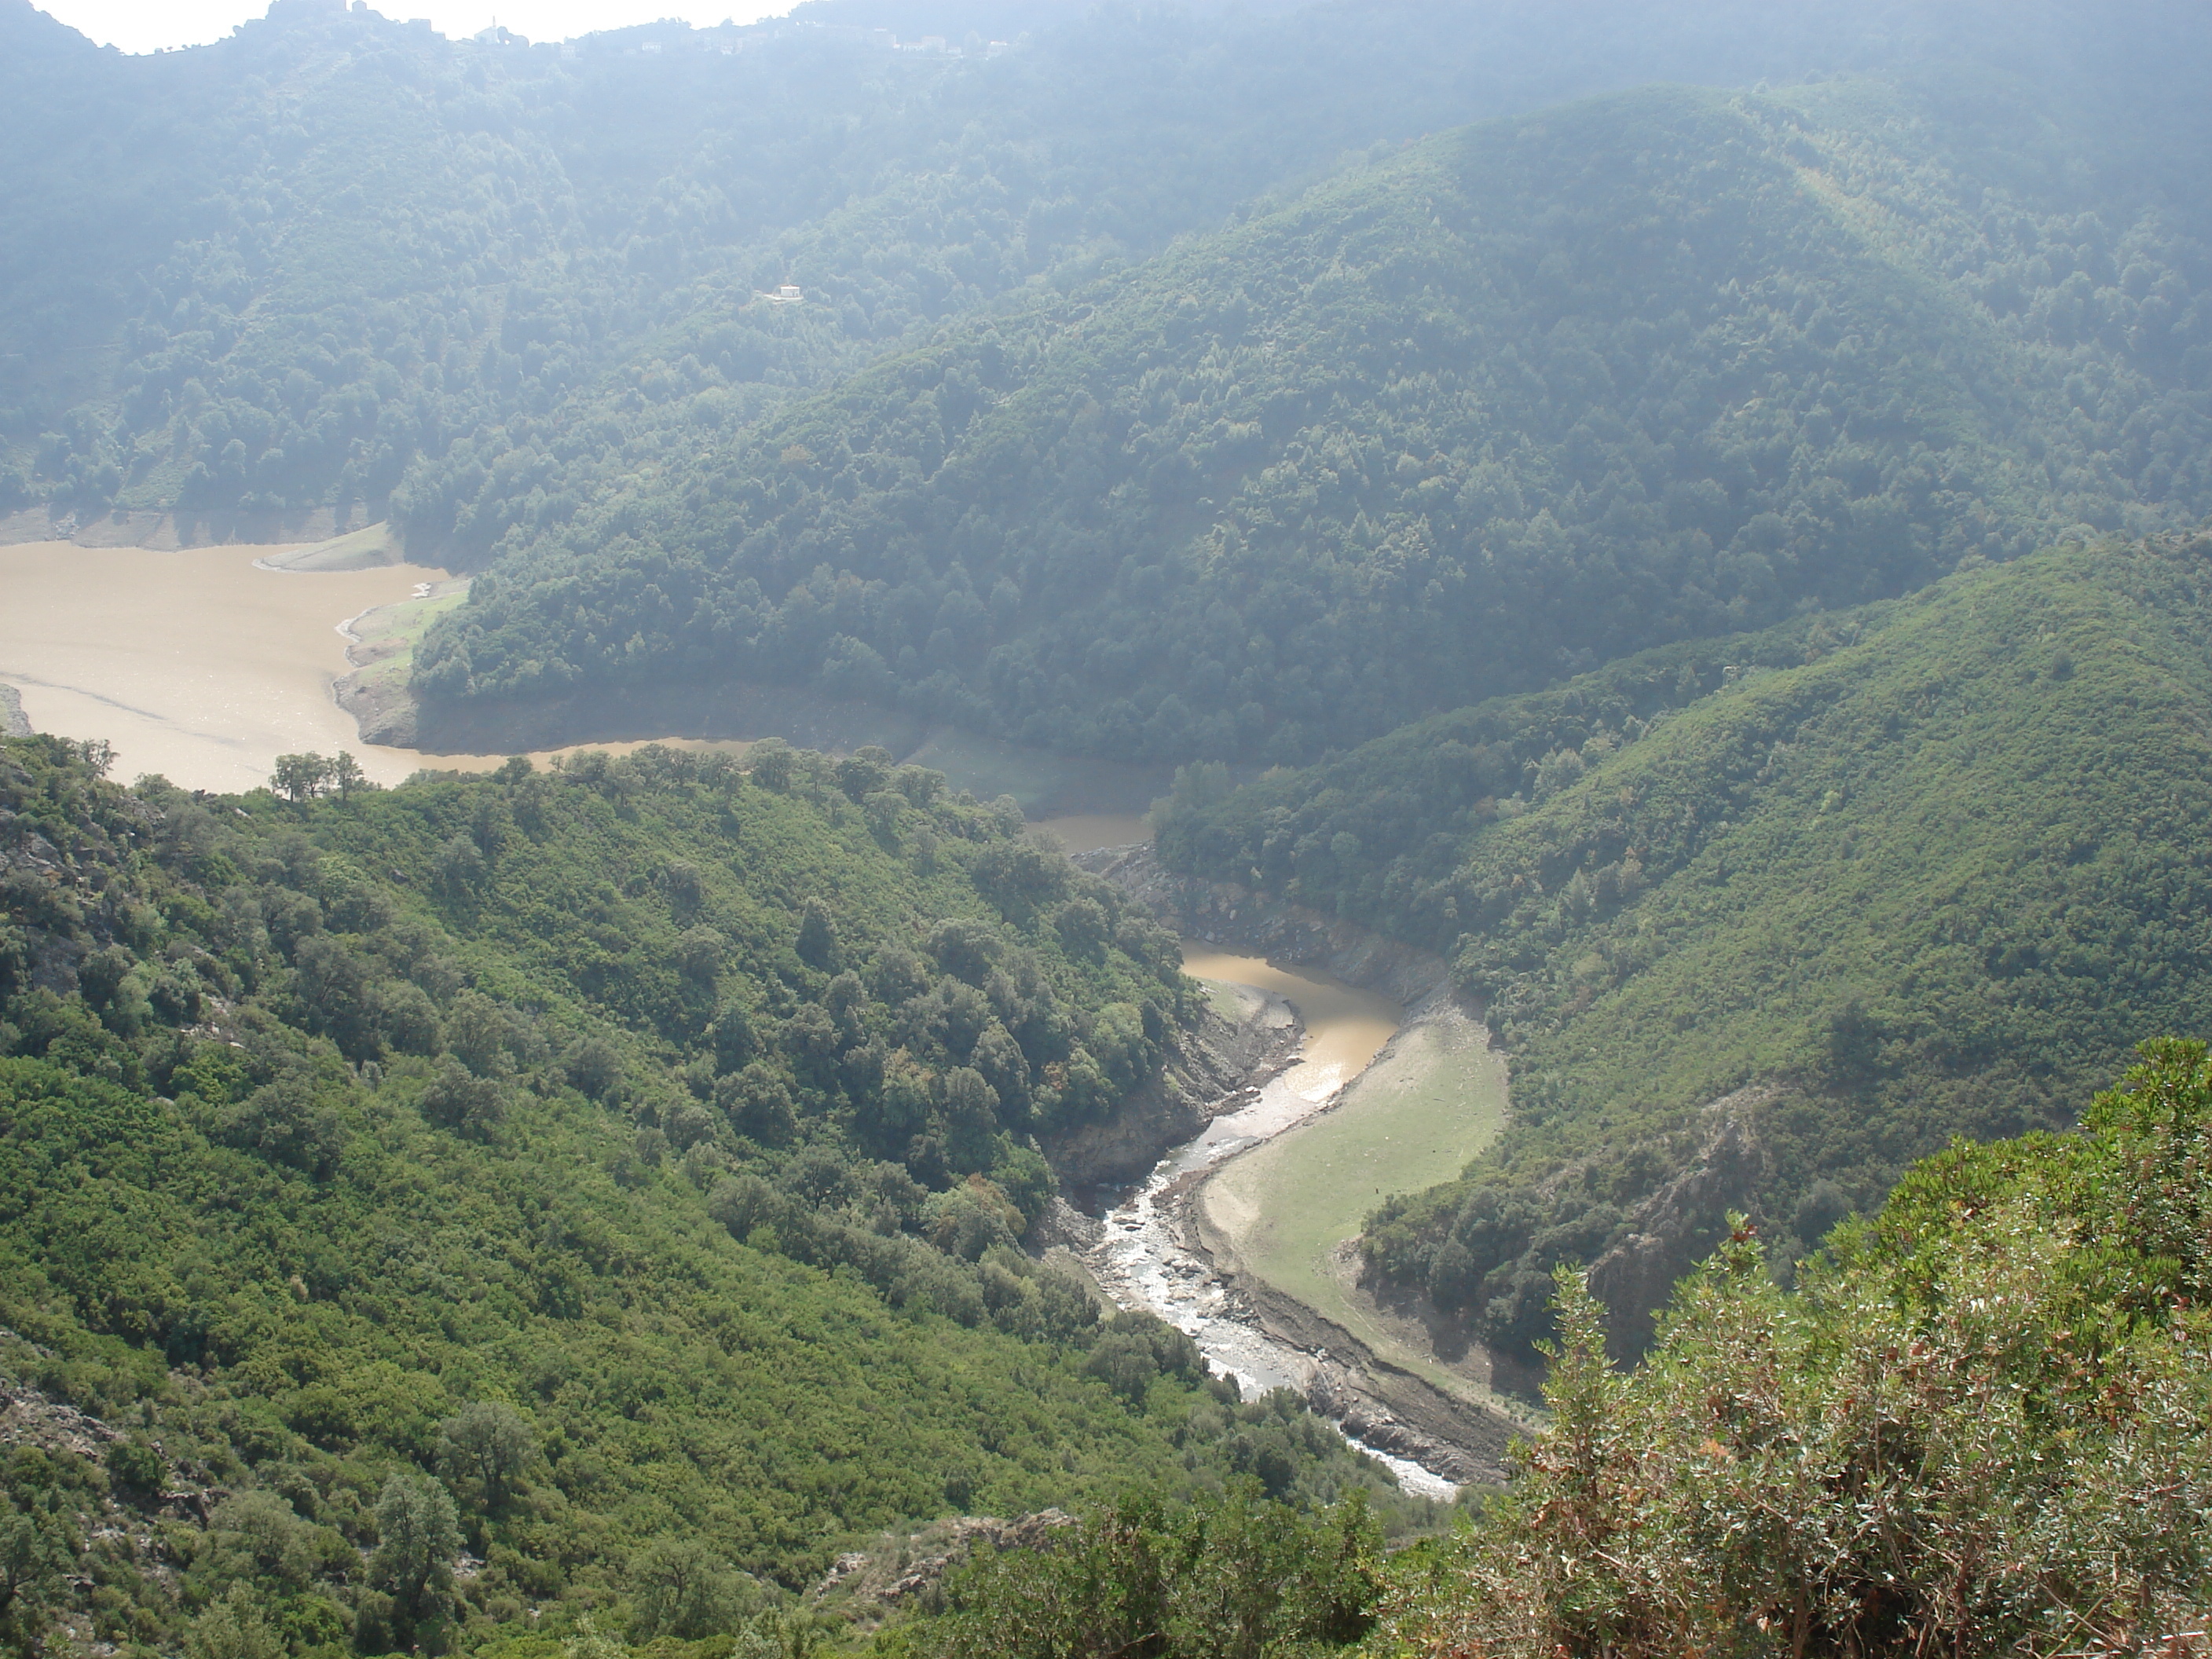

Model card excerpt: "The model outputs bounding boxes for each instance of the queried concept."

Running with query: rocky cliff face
[0,1333,227,1642]
[1041,978,1298,1188]
[1586,1087,1778,1361]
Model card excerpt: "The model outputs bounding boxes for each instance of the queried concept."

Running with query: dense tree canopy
[419,64,2212,762]
[22,0,2128,544]
[0,734,1428,1654]
[11,6,2212,1654]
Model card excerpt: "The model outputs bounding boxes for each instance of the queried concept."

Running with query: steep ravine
[1057,841,1533,1490]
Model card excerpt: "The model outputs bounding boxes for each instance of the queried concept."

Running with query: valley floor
[1195,997,1528,1413]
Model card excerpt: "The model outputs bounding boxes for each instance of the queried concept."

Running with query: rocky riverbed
[1031,847,1536,1492]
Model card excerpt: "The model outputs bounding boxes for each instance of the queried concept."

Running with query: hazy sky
[37,0,796,53]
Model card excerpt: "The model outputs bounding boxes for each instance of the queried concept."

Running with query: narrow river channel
[1080,947,1462,1500]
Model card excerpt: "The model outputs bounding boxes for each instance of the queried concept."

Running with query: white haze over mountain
[38,0,792,53]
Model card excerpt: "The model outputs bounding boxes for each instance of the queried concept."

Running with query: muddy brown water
[0,541,759,793]
[0,542,1166,811]
[1180,948,1399,1116]
[0,541,456,791]
[1035,811,1152,854]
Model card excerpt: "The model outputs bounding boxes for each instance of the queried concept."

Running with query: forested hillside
[13,0,2102,555]
[12,0,2207,608]
[11,4,2212,1651]
[0,734,1429,1656]
[1155,533,2212,1357]
[415,53,2212,762]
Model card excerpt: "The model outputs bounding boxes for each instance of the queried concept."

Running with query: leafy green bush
[895,1484,1385,1659]
[1377,1042,2212,1657]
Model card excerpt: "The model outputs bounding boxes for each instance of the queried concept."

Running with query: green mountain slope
[418,66,2212,763]
[1155,532,2212,1354]
[15,0,2082,553]
[0,735,1425,1655]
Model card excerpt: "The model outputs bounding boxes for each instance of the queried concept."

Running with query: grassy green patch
[1195,976,1254,1024]
[266,519,402,572]
[346,582,471,691]
[1203,1013,1508,1400]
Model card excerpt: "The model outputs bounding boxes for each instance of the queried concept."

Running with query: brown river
[1082,947,1458,1497]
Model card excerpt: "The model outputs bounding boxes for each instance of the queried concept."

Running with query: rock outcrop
[1040,975,1298,1188]
[1586,1086,1779,1361]
[808,1510,1076,1622]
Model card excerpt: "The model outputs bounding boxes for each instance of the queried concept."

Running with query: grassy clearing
[1196,976,1262,1024]
[345,580,471,691]
[1203,1011,1509,1400]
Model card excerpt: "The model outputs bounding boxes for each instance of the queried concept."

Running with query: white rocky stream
[1077,950,1463,1502]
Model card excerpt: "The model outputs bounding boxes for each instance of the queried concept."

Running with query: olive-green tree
[0,1495,73,1654]
[368,1474,460,1627]
[438,1402,535,1509]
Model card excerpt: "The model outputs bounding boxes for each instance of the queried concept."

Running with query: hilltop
[14,0,2109,555]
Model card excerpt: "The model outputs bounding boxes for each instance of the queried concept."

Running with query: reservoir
[0,540,448,792]
[0,537,1171,817]
[0,540,757,793]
